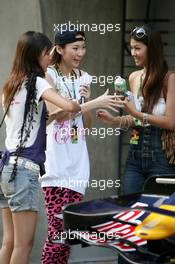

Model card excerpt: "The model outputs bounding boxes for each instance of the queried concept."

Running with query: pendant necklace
[57,66,78,144]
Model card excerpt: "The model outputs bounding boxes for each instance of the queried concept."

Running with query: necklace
[56,66,76,99]
[136,72,144,112]
[56,66,79,144]
[137,72,144,99]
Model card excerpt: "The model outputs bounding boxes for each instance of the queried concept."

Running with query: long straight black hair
[2,31,52,181]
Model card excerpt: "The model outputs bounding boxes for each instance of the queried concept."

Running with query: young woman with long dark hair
[97,23,175,264]
[0,31,119,264]
[97,24,175,195]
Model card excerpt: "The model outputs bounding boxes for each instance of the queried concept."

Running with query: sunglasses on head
[131,27,148,39]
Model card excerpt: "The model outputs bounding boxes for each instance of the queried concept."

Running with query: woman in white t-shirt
[0,31,119,264]
[40,29,99,263]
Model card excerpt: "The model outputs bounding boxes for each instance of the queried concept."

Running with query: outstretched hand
[96,109,116,125]
[123,97,137,116]
[96,89,124,112]
[112,93,137,117]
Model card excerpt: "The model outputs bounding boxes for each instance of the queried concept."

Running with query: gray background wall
[0,0,42,145]
[0,0,175,263]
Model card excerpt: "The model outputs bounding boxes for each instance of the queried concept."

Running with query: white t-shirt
[40,67,92,194]
[4,77,51,151]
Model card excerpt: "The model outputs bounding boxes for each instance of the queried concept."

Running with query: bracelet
[74,111,82,118]
[128,115,134,127]
[124,116,130,131]
[121,117,127,131]
[119,116,123,128]
[143,113,148,127]
[119,116,132,131]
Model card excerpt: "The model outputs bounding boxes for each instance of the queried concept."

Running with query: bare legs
[0,208,37,264]
[0,208,14,264]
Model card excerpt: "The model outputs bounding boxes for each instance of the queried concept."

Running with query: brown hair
[3,31,52,110]
[131,24,168,113]
[51,44,65,65]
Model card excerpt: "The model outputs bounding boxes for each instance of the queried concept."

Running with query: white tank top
[134,96,166,116]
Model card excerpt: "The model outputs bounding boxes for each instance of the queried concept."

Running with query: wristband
[143,113,148,127]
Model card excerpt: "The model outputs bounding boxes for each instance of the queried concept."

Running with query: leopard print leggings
[41,187,83,264]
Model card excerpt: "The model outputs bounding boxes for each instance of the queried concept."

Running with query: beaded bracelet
[119,116,133,131]
[143,113,148,127]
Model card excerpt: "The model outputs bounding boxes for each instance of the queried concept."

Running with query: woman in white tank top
[97,24,175,195]
[97,23,175,264]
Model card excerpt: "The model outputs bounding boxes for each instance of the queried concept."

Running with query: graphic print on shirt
[52,118,86,145]
[52,120,70,144]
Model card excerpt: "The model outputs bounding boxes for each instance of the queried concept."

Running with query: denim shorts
[0,161,39,212]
